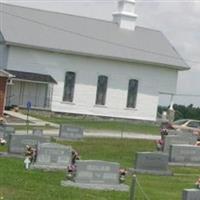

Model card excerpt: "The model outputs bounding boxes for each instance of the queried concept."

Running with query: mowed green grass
[24,112,160,135]
[0,145,7,152]
[0,138,199,200]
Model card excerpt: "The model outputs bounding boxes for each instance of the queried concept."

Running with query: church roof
[0,3,189,70]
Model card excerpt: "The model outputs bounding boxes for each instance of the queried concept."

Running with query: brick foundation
[0,77,8,117]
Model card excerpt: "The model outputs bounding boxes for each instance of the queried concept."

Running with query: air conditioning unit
[7,79,14,85]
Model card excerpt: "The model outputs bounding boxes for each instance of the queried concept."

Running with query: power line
[0,9,200,65]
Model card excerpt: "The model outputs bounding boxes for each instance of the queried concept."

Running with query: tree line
[158,104,200,121]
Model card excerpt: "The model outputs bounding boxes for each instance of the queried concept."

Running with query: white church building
[0,1,189,121]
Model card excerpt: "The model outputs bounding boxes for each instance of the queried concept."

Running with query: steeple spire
[112,0,138,31]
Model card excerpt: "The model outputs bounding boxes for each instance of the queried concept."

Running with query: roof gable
[0,3,190,71]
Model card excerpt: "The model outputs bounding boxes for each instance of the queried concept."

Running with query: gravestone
[134,152,172,176]
[8,135,50,154]
[167,130,182,136]
[168,130,195,136]
[33,143,72,170]
[182,189,200,200]
[169,144,200,166]
[32,129,43,137]
[0,125,15,141]
[0,125,4,138]
[59,124,83,141]
[163,135,197,153]
[4,126,15,134]
[61,160,129,191]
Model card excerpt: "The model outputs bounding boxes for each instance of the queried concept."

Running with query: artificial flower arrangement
[67,164,77,181]
[67,150,80,181]
[155,139,164,151]
[0,138,6,145]
[195,177,200,189]
[119,168,128,183]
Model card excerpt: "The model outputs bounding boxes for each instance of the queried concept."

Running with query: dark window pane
[95,75,108,105]
[63,72,76,102]
[127,79,138,108]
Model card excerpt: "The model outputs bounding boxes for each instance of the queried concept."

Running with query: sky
[1,0,200,107]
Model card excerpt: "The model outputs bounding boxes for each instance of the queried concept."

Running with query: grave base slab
[31,164,67,171]
[61,180,129,191]
[169,162,200,167]
[132,168,173,176]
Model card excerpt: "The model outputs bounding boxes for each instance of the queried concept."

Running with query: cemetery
[0,122,200,200]
[0,0,199,198]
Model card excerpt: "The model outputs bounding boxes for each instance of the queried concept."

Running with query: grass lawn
[0,145,7,152]
[1,138,200,200]
[24,112,160,135]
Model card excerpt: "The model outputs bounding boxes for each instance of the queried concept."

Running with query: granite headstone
[168,130,196,136]
[167,130,183,136]
[0,125,15,141]
[59,124,83,140]
[0,126,4,138]
[32,129,43,136]
[182,189,200,200]
[33,143,72,170]
[8,134,50,154]
[169,144,200,166]
[163,135,197,153]
[134,152,172,175]
[61,160,129,191]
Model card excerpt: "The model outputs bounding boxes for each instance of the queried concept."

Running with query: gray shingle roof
[0,69,14,78]
[5,69,57,84]
[0,3,189,70]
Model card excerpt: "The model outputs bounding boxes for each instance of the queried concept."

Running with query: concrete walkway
[4,110,59,128]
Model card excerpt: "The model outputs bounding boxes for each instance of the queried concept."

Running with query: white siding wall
[7,46,178,121]
[0,43,8,68]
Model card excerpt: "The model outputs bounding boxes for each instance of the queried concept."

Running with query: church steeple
[112,0,138,31]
